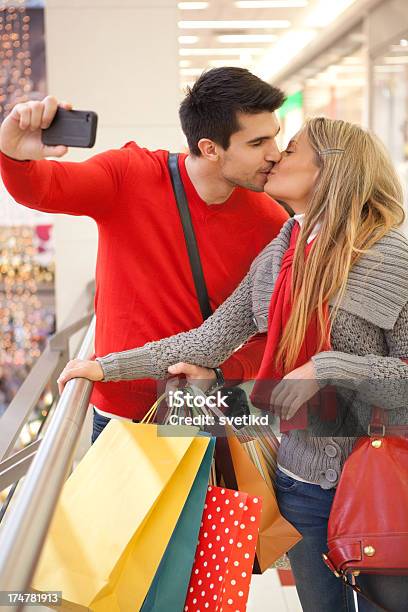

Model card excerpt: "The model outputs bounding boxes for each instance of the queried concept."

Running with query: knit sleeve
[97,269,257,381]
[312,301,408,410]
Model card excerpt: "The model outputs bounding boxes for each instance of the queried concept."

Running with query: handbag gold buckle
[368,423,385,437]
[322,554,340,578]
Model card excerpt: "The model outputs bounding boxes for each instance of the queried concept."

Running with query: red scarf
[250,222,332,431]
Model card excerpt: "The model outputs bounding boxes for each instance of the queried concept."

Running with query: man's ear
[197,138,220,161]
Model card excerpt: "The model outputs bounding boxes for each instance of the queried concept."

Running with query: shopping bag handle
[141,394,167,424]
[141,392,192,425]
[183,385,241,435]
[140,386,242,434]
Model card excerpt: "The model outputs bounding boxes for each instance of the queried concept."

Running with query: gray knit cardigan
[98,218,408,488]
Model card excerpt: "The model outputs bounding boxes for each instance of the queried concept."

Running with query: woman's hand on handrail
[57,359,104,395]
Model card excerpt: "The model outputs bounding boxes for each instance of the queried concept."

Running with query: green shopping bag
[141,436,215,612]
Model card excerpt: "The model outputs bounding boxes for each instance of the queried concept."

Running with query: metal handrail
[0,317,96,606]
[0,439,41,493]
[0,280,95,462]
[0,314,92,462]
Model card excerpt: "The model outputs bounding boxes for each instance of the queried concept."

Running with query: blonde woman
[59,117,408,612]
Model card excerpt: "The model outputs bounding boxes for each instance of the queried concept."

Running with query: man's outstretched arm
[0,96,130,220]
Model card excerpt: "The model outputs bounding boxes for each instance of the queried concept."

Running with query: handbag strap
[369,359,408,437]
[324,556,389,610]
[168,153,212,321]
[369,406,408,437]
[342,576,389,612]
[368,407,387,437]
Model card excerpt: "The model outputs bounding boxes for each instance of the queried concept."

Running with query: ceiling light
[329,64,364,73]
[332,79,365,87]
[384,56,408,64]
[255,30,316,80]
[217,34,277,43]
[390,44,408,53]
[180,47,264,56]
[178,2,209,8]
[235,1,307,7]
[240,51,256,64]
[178,35,200,44]
[209,59,245,67]
[180,68,206,76]
[374,65,404,73]
[305,0,356,28]
[341,55,363,64]
[178,20,291,29]
[179,60,192,67]
[400,39,408,46]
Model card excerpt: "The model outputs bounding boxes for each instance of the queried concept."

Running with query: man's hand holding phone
[0,96,97,161]
[0,96,72,161]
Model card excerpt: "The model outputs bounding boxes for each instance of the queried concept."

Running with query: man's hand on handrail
[57,359,104,395]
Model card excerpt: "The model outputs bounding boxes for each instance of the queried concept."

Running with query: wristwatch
[213,367,225,389]
[206,366,225,396]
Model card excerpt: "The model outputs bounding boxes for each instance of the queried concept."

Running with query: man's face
[217,112,282,192]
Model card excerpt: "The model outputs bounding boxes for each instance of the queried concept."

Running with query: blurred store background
[0,0,408,473]
[0,0,53,451]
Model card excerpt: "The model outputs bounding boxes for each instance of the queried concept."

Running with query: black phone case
[41,108,98,148]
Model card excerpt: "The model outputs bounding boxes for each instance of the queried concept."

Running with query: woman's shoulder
[343,227,408,329]
[250,217,295,269]
[358,227,408,272]
[373,226,408,251]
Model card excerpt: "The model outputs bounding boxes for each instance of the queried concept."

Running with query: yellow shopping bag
[32,418,209,611]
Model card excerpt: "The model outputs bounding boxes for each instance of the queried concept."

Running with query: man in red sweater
[0,67,288,439]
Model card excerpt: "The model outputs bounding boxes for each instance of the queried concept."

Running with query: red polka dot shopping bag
[184,485,262,612]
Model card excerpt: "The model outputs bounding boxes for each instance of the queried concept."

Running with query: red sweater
[0,144,288,418]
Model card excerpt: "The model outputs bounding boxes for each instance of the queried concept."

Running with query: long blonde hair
[276,117,405,373]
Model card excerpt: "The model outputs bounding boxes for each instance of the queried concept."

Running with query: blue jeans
[91,408,140,444]
[275,468,408,612]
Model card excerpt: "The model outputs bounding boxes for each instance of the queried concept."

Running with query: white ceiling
[177,0,359,89]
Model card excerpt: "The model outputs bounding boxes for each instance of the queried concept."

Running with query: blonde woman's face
[264,129,320,213]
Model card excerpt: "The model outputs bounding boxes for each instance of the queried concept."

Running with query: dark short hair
[179,67,285,156]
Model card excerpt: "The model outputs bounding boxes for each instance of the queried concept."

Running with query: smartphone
[41,108,98,148]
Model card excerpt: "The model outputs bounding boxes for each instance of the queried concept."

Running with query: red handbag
[323,407,408,608]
